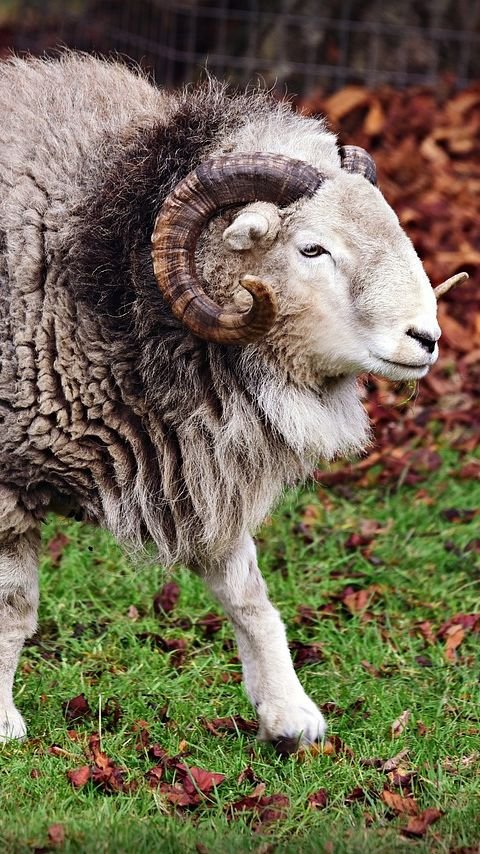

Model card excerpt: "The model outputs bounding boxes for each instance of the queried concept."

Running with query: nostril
[406,328,437,354]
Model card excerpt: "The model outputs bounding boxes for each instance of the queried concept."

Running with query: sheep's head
[151,150,461,383]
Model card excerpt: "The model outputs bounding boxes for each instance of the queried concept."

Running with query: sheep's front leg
[0,531,39,742]
[204,534,326,751]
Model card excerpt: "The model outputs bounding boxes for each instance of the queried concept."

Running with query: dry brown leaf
[47,824,65,846]
[417,621,436,645]
[364,100,385,135]
[401,807,443,837]
[444,624,465,662]
[391,709,411,738]
[437,304,475,353]
[342,585,381,615]
[420,136,450,166]
[360,747,410,771]
[307,788,328,809]
[445,90,480,118]
[67,766,91,788]
[324,86,369,121]
[127,605,140,620]
[381,789,419,815]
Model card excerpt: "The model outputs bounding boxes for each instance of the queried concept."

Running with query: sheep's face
[222,171,440,383]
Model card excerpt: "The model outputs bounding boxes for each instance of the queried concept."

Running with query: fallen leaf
[147,743,186,770]
[345,786,371,804]
[341,585,381,616]
[67,766,91,788]
[290,639,323,668]
[81,732,134,794]
[416,655,433,667]
[381,789,419,815]
[47,824,65,846]
[153,581,180,615]
[203,716,258,737]
[361,660,381,677]
[158,781,199,807]
[175,763,225,795]
[133,720,150,751]
[62,693,91,725]
[363,99,385,135]
[237,766,262,786]
[137,633,188,669]
[145,765,164,787]
[321,735,355,759]
[388,769,416,791]
[294,605,320,626]
[228,791,290,827]
[127,605,140,620]
[444,624,465,662]
[458,460,480,480]
[324,86,369,121]
[391,709,411,738]
[307,788,328,809]
[47,744,66,758]
[401,807,443,837]
[438,614,480,637]
[295,503,322,542]
[360,747,410,771]
[91,761,129,793]
[442,508,477,524]
[46,532,70,566]
[417,621,436,646]
[196,612,225,636]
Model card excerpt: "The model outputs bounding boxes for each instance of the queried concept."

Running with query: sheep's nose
[406,328,437,354]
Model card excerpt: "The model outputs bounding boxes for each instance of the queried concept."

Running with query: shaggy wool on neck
[67,80,370,564]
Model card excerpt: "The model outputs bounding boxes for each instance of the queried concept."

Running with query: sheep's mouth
[378,357,429,370]
[369,354,431,378]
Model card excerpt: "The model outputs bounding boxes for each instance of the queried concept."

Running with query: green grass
[0,448,479,853]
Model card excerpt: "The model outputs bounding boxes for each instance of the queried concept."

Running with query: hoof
[258,695,327,752]
[0,707,27,743]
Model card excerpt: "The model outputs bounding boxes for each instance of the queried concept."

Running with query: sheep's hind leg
[0,531,39,742]
[204,533,326,753]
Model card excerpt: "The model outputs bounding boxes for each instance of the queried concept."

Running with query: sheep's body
[0,55,367,563]
[0,55,439,747]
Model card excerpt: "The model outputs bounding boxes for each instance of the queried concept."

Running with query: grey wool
[1,53,440,748]
[0,53,366,566]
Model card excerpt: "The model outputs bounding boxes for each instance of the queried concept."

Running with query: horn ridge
[339,145,377,185]
[151,153,324,344]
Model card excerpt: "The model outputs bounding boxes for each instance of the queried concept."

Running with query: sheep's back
[0,55,169,532]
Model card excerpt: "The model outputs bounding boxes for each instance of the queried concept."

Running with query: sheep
[0,53,458,749]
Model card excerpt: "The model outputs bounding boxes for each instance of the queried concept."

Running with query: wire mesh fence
[2,0,480,92]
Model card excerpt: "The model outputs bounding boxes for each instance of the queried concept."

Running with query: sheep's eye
[299,244,326,258]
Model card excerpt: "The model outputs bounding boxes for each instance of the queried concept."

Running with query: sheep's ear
[223,202,281,251]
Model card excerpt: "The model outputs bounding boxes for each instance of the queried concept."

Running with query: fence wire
[4,0,480,92]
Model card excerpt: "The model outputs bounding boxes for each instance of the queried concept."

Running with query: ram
[0,54,461,749]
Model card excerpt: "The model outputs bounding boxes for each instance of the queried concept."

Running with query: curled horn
[151,153,324,344]
[339,145,377,185]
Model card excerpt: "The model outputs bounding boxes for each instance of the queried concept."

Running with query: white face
[223,171,440,382]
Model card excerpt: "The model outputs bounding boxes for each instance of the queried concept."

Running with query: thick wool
[0,54,368,567]
[0,54,441,748]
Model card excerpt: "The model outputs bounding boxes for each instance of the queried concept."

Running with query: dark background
[1,0,479,93]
